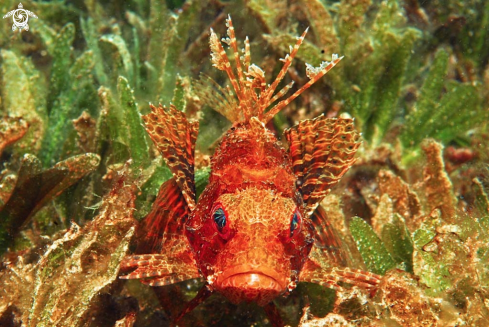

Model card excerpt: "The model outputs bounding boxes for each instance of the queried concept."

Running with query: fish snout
[215,264,287,306]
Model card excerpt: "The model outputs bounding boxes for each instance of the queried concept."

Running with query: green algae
[350,216,397,275]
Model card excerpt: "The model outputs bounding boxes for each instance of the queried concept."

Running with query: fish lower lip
[220,272,282,291]
[217,272,284,305]
[214,265,287,304]
[217,265,286,290]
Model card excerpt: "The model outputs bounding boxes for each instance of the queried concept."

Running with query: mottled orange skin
[186,121,313,305]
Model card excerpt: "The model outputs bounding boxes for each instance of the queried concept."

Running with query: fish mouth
[215,265,286,305]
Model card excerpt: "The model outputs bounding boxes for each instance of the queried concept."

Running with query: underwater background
[0,0,488,326]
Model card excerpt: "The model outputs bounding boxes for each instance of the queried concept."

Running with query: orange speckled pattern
[284,115,361,215]
[142,104,199,210]
[191,187,312,305]
[185,122,314,305]
[211,121,296,196]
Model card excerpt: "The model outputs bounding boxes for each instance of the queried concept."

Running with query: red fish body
[121,16,380,325]
[186,121,313,306]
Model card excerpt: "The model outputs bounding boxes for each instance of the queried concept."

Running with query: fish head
[186,186,313,306]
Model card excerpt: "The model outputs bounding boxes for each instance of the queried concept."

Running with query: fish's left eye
[290,209,302,238]
[213,207,227,231]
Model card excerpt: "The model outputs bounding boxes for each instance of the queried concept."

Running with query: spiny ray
[263,55,343,123]
[224,16,255,120]
[300,263,381,290]
[259,27,309,117]
[209,28,242,103]
[284,115,361,215]
[243,36,251,72]
[269,81,295,106]
[225,16,246,94]
[204,15,342,124]
[142,104,198,210]
[120,252,200,285]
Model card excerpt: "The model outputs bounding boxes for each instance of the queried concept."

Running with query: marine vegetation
[0,0,488,326]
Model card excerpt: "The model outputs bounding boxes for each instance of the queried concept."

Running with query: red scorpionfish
[120,15,381,326]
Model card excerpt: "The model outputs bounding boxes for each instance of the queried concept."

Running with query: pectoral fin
[135,177,189,254]
[300,206,380,290]
[120,251,201,286]
[284,115,360,215]
[142,104,198,210]
[309,205,350,267]
[121,177,201,285]
[300,255,381,291]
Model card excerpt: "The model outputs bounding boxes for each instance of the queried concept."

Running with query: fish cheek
[280,218,314,274]
[185,206,237,276]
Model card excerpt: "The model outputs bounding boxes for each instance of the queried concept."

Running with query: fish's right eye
[213,207,227,231]
[289,208,302,238]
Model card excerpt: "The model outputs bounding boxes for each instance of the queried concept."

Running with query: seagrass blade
[284,115,361,215]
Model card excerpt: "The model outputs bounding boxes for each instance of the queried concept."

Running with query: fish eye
[290,208,302,238]
[213,207,227,231]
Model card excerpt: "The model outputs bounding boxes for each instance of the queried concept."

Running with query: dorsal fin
[284,115,360,215]
[205,15,342,124]
[193,74,241,122]
[142,104,198,210]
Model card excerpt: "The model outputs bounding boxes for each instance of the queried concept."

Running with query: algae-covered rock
[0,153,100,254]
[0,163,137,326]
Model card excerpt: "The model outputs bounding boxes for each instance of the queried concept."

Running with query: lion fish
[120,16,380,326]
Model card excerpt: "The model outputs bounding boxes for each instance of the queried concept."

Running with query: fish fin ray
[206,16,341,124]
[285,116,360,214]
[299,262,380,290]
[120,253,200,286]
[142,276,203,286]
[143,104,198,209]
[193,74,241,122]
[309,205,350,266]
[175,285,213,322]
[135,178,190,254]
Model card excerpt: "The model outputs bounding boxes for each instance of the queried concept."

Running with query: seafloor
[0,0,488,326]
